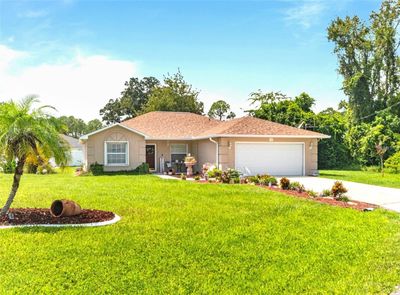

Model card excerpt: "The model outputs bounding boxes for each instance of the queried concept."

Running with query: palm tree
[0,96,70,217]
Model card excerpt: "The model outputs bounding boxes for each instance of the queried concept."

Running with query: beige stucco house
[80,111,329,176]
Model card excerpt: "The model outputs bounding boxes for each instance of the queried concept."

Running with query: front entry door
[146,145,156,171]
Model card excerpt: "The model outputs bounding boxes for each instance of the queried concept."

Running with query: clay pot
[50,200,82,217]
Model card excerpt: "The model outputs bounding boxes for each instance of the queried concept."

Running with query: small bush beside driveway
[288,176,400,212]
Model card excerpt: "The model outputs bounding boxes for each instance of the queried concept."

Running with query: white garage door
[235,143,304,176]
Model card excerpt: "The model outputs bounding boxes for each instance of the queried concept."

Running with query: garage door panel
[235,143,304,176]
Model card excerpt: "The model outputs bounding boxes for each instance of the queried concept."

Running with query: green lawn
[320,169,400,189]
[1,172,400,294]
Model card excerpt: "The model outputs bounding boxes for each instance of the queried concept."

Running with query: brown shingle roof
[121,111,220,139]
[120,111,329,139]
[199,116,328,137]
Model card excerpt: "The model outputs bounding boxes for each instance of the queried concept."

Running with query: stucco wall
[218,137,318,176]
[83,125,146,171]
[196,139,217,167]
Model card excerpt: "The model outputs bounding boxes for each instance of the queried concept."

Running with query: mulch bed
[264,186,378,211]
[0,208,115,226]
[177,177,378,211]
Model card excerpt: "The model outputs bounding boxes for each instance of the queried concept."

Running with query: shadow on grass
[319,173,345,177]
[8,225,96,234]
[84,172,152,177]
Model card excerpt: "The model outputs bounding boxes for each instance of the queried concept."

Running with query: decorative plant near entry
[280,177,290,190]
[220,168,241,184]
[331,181,348,199]
[207,168,222,179]
[0,97,70,218]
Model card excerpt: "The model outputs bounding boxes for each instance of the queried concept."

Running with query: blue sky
[0,0,379,120]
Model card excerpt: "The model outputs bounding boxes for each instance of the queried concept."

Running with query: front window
[105,142,128,165]
[170,144,187,163]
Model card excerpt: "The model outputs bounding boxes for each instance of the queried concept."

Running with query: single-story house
[79,111,329,176]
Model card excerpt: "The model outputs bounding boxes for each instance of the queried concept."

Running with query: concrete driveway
[287,177,400,212]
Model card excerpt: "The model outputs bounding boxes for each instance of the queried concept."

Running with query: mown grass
[0,172,400,294]
[320,169,400,189]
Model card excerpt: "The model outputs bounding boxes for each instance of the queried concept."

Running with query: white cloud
[0,45,138,121]
[284,0,325,28]
[18,9,48,18]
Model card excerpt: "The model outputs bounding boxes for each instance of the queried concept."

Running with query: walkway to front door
[146,144,156,171]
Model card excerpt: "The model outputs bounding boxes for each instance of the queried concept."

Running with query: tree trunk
[0,156,26,218]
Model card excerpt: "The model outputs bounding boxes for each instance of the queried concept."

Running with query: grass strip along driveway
[320,169,400,189]
[0,172,400,294]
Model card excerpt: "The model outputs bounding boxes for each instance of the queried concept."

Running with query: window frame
[170,143,188,162]
[104,141,129,166]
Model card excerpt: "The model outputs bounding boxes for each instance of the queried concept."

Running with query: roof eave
[145,134,331,141]
[193,134,331,140]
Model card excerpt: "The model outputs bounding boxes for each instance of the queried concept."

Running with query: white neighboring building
[50,135,83,167]
[62,135,83,166]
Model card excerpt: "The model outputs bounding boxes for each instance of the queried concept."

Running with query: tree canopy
[327,0,400,123]
[100,77,160,124]
[143,71,204,114]
[58,116,103,139]
[208,100,236,120]
[248,91,315,128]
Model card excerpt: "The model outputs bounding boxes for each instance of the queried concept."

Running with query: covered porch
[145,139,217,174]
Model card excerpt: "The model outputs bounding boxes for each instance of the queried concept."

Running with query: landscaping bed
[264,186,377,211]
[0,208,115,226]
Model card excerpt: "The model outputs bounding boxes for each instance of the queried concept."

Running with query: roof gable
[80,123,148,140]
[121,111,220,139]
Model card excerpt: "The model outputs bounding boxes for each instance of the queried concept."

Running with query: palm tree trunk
[0,156,26,218]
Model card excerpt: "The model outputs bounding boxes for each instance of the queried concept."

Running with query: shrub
[25,148,53,174]
[289,181,305,192]
[89,162,104,175]
[280,177,290,190]
[194,175,200,181]
[220,168,241,184]
[307,190,318,198]
[267,177,278,186]
[259,175,278,186]
[337,195,350,202]
[132,162,149,174]
[1,160,16,174]
[37,163,54,174]
[233,177,240,184]
[207,168,222,179]
[331,181,348,199]
[180,173,186,180]
[321,189,331,197]
[385,152,400,173]
[247,175,260,184]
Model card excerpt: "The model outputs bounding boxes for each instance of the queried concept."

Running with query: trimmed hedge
[89,162,149,176]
